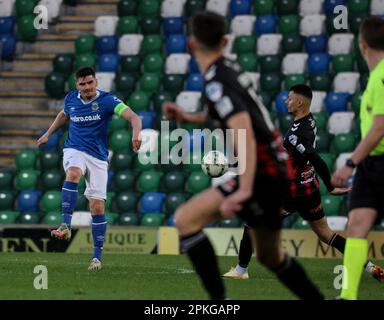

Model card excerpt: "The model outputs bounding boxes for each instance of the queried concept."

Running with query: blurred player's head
[359,16,384,68]
[286,84,312,115]
[76,67,98,101]
[188,12,227,66]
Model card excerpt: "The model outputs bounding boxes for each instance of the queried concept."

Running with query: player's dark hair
[190,11,227,51]
[289,84,313,101]
[360,16,384,51]
[75,67,96,80]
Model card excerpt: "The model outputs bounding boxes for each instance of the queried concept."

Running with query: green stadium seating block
[284,74,307,90]
[15,169,39,191]
[120,55,141,75]
[139,72,162,94]
[142,35,163,55]
[115,73,137,96]
[0,211,19,224]
[312,112,329,132]
[259,55,282,73]
[164,192,188,214]
[140,213,164,227]
[141,17,161,35]
[278,15,300,36]
[118,0,137,16]
[109,129,132,151]
[113,170,136,192]
[127,91,150,112]
[309,73,331,92]
[41,191,61,212]
[74,53,97,70]
[41,170,63,190]
[111,151,134,171]
[138,0,161,17]
[75,35,96,54]
[0,191,14,211]
[163,74,185,95]
[237,53,258,72]
[282,34,303,53]
[332,54,355,74]
[186,171,211,194]
[40,151,61,170]
[218,216,242,228]
[322,195,344,216]
[115,192,138,212]
[119,212,139,226]
[42,211,61,225]
[75,194,88,211]
[233,36,256,55]
[17,15,38,42]
[330,133,357,155]
[19,212,39,224]
[45,72,66,99]
[292,216,310,229]
[315,130,332,153]
[16,0,38,16]
[260,72,281,95]
[137,170,163,192]
[117,16,139,35]
[186,0,206,17]
[319,152,336,172]
[276,0,298,15]
[153,91,174,113]
[254,0,275,15]
[16,149,37,171]
[162,171,185,193]
[0,171,14,189]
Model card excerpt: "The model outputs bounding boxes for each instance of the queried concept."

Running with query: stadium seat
[328,112,355,135]
[39,0,63,22]
[257,34,283,55]
[162,171,185,193]
[75,53,97,70]
[138,0,161,17]
[322,195,344,216]
[371,0,384,14]
[118,34,143,55]
[282,34,303,53]
[42,211,61,225]
[312,111,329,131]
[120,55,141,75]
[117,16,139,34]
[17,14,38,42]
[137,111,156,129]
[230,15,256,35]
[94,16,118,37]
[278,113,293,133]
[140,213,164,227]
[186,73,204,92]
[118,0,137,16]
[0,0,15,16]
[315,130,332,152]
[186,171,211,194]
[335,152,353,171]
[40,191,61,213]
[292,216,310,229]
[308,53,330,74]
[161,0,185,17]
[153,91,175,113]
[327,216,348,231]
[113,170,136,192]
[115,192,138,212]
[278,14,300,36]
[75,35,95,54]
[309,73,331,91]
[15,169,39,191]
[163,74,185,95]
[237,53,258,72]
[282,53,308,75]
[111,151,134,171]
[185,0,205,17]
[328,33,354,55]
[109,129,132,151]
[333,72,360,94]
[218,216,242,227]
[19,212,39,224]
[300,14,326,36]
[0,17,15,35]
[141,17,161,35]
[349,13,368,34]
[0,190,14,211]
[332,54,354,73]
[115,73,136,96]
[319,152,336,172]
[134,152,157,171]
[165,53,191,74]
[330,133,356,155]
[166,35,187,54]
[206,0,230,16]
[96,36,118,54]
[323,0,345,16]
[41,170,63,191]
[283,74,307,90]
[350,91,362,115]
[275,91,289,113]
[163,17,184,36]
[16,0,36,16]
[128,91,150,112]
[70,211,92,227]
[276,0,299,15]
[0,171,13,189]
[233,35,256,55]
[138,170,163,192]
[325,92,349,113]
[45,72,66,99]
[310,91,326,113]
[53,54,73,77]
[98,54,119,72]
[75,194,87,211]
[140,192,166,214]
[17,191,41,213]
[143,53,164,73]
[255,15,278,35]
[16,149,37,171]
[95,72,115,92]
[141,35,163,55]
[260,72,281,95]
[304,34,327,54]
[176,91,202,113]
[0,211,19,224]
[0,34,16,61]
[299,0,323,15]
[139,73,161,94]
[253,0,275,15]
[119,212,139,226]
[348,0,369,13]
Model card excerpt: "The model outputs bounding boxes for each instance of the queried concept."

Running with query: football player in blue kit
[37,67,142,271]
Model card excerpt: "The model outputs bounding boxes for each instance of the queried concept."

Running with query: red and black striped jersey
[283,113,320,197]
[203,57,288,178]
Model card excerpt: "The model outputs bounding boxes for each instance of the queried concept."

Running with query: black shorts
[216,174,287,230]
[284,190,324,221]
[350,156,384,220]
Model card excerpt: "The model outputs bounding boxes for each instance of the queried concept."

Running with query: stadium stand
[1,0,383,228]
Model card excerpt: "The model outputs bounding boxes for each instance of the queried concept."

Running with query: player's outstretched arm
[37,110,68,148]
[162,101,208,124]
[120,107,142,152]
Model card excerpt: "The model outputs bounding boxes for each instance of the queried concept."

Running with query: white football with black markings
[202,151,228,178]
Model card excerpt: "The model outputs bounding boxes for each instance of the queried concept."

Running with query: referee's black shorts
[350,155,384,220]
[215,173,287,231]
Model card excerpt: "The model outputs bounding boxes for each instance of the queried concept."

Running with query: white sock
[365,261,374,273]
[235,265,248,274]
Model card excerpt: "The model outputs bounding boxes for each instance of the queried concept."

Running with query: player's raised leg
[174,188,225,300]
[222,225,252,279]
[51,166,81,240]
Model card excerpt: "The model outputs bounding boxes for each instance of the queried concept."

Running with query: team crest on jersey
[206,81,223,102]
[91,103,99,111]
[288,134,298,146]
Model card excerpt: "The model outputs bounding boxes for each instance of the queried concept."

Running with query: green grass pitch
[0,253,383,300]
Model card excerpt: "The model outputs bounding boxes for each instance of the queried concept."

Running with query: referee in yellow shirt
[332,16,384,300]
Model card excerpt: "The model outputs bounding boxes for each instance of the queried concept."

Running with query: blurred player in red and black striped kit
[223,84,384,282]
[164,12,324,300]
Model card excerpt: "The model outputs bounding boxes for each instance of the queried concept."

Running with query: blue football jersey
[63,89,126,161]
